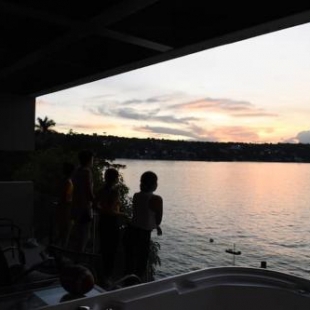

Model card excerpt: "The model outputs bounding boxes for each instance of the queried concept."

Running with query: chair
[0,243,59,287]
[0,218,58,288]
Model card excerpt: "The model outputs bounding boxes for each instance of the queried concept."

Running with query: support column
[0,94,35,151]
[0,94,35,238]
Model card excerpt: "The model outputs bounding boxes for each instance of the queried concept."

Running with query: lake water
[115,159,310,280]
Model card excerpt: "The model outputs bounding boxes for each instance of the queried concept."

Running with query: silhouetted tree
[35,116,56,133]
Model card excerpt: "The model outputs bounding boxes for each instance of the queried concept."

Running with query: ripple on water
[119,160,310,281]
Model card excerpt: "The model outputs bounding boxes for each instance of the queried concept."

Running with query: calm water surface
[115,159,310,280]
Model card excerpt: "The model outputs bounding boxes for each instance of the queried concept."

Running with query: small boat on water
[40,266,310,310]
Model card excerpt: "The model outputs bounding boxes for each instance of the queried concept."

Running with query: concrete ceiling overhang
[1,0,310,97]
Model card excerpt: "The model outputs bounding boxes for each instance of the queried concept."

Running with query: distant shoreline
[34,132,310,164]
[114,157,310,164]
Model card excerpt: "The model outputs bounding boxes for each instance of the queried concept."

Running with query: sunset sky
[37,22,310,144]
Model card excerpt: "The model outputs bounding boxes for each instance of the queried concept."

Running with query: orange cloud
[133,123,275,143]
[170,97,278,118]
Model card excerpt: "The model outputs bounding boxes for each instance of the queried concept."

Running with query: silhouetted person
[125,171,163,281]
[96,168,123,281]
[54,162,75,248]
[71,150,94,252]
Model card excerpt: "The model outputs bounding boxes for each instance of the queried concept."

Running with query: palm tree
[35,116,56,133]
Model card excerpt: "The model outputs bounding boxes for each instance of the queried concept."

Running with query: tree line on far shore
[3,116,310,183]
[34,116,310,164]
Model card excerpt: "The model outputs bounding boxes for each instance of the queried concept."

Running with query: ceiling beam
[0,0,171,55]
[90,0,160,26]
[0,0,162,79]
[31,9,310,97]
[95,28,172,52]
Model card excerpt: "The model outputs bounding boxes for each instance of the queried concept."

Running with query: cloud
[117,107,160,120]
[87,93,276,120]
[153,115,198,124]
[135,125,201,140]
[188,125,262,142]
[87,95,277,121]
[117,107,199,124]
[283,137,298,143]
[88,105,199,124]
[122,98,163,105]
[292,130,310,143]
[85,93,278,142]
[233,112,278,117]
[170,97,252,110]
[122,93,185,105]
[122,98,166,104]
[134,123,263,142]
[209,126,260,142]
[86,93,185,106]
[86,105,114,116]
[57,122,115,130]
[170,97,278,118]
[119,108,200,124]
[122,99,144,105]
[87,94,116,101]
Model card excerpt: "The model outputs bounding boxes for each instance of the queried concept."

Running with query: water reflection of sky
[117,159,310,279]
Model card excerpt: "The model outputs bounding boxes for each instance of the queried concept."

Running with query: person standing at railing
[71,150,95,252]
[125,171,163,280]
[54,162,75,248]
[96,168,124,282]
